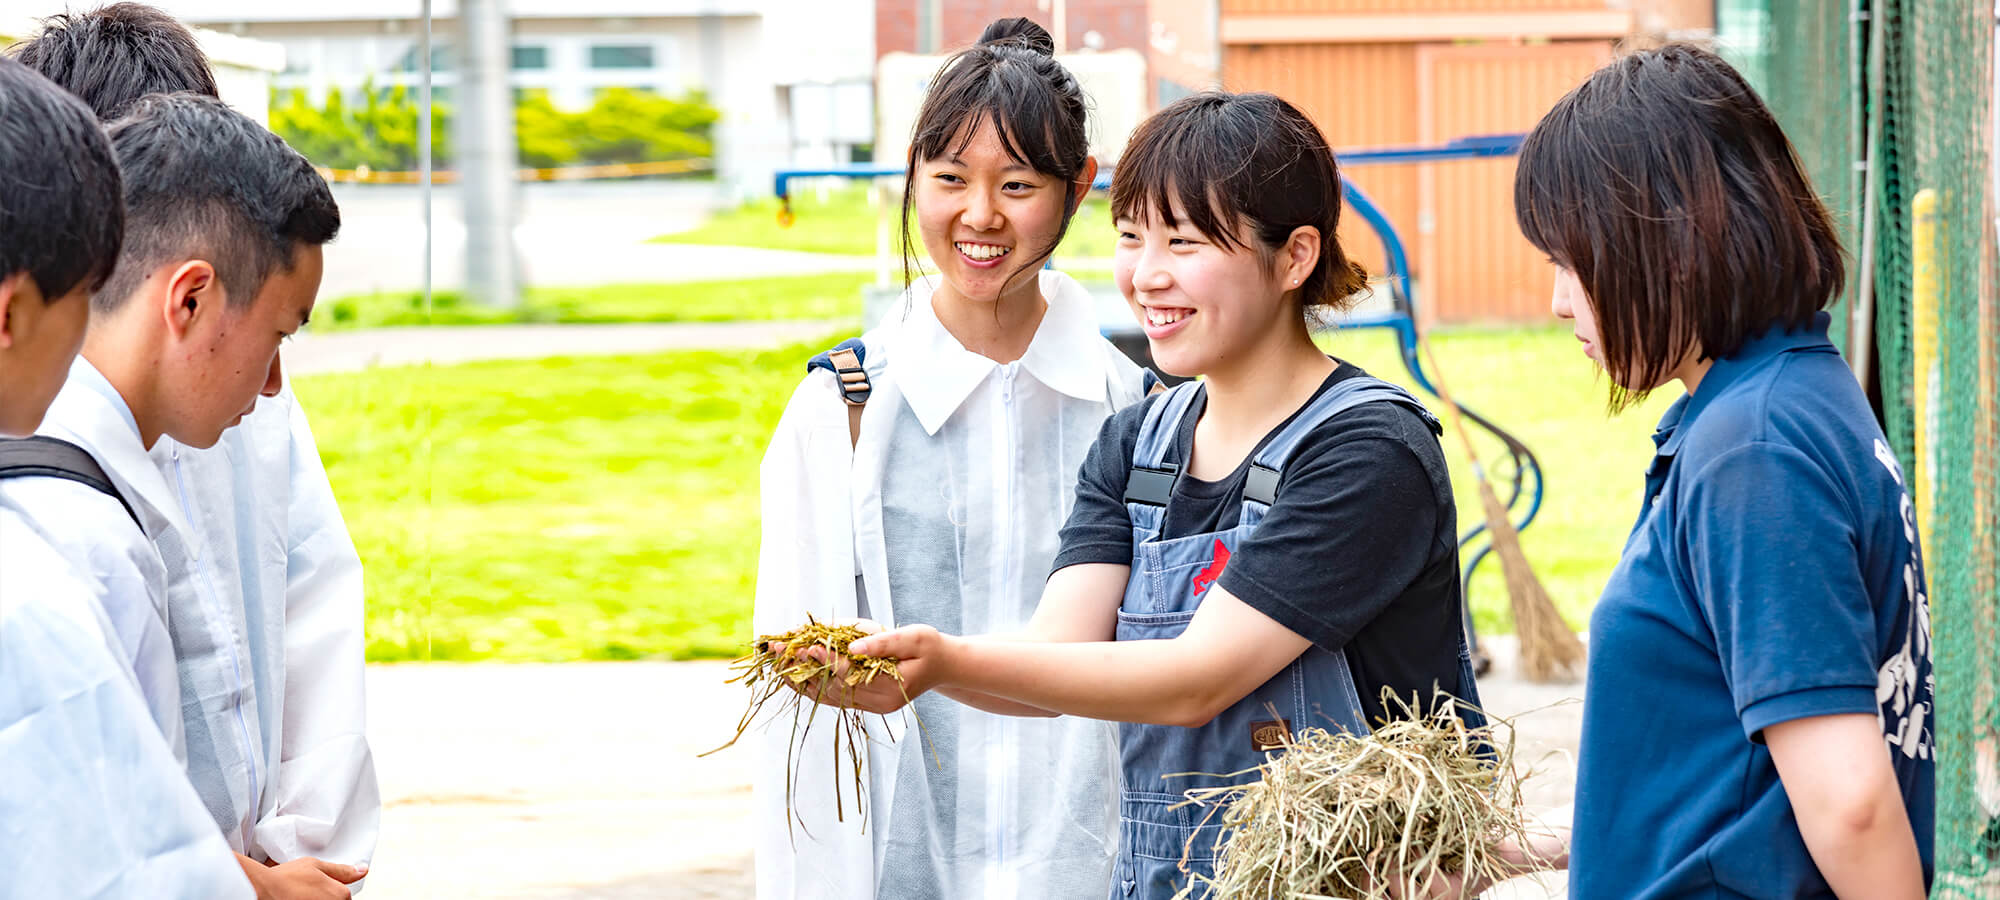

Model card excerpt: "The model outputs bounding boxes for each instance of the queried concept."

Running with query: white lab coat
[754,270,1141,900]
[0,504,254,899]
[8,357,191,760]
[149,381,379,868]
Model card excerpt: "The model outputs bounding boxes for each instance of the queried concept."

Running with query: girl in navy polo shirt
[1482,43,1935,899]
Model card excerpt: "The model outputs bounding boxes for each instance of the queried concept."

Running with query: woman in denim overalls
[826,92,1485,900]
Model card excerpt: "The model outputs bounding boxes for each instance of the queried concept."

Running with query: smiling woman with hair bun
[751,16,1146,900]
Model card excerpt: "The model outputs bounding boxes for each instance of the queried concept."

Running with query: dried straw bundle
[700,615,926,835]
[1174,692,1533,900]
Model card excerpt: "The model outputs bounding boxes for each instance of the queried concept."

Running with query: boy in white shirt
[14,6,381,892]
[0,54,253,899]
[5,89,367,899]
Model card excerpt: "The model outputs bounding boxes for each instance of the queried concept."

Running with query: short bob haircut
[1111,91,1369,319]
[1514,42,1845,409]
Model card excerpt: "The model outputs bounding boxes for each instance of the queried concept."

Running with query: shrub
[271,83,717,173]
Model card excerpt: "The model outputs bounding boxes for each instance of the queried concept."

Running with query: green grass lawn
[652,183,1119,261]
[314,273,871,331]
[293,339,834,662]
[295,326,1671,662]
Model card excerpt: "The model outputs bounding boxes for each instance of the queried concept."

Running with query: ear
[162,260,219,340]
[1071,156,1100,216]
[1281,225,1321,290]
[0,272,22,350]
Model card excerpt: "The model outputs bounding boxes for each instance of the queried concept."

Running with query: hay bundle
[701,616,927,834]
[1174,693,1533,900]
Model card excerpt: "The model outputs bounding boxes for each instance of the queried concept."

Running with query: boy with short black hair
[8,0,218,120]
[13,5,381,890]
[0,55,252,898]
[8,91,366,899]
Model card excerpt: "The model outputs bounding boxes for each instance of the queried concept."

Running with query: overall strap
[1240,376,1439,525]
[0,436,142,528]
[1122,381,1205,535]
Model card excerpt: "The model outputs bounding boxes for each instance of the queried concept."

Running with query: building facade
[1165,0,1715,323]
[156,0,873,193]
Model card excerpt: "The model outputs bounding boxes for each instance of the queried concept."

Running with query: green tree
[270,81,449,170]
[569,87,718,164]
[513,89,580,168]
[270,83,717,173]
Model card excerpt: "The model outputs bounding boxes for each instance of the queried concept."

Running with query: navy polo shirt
[1570,312,1935,898]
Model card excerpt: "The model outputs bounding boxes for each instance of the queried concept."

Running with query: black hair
[98,93,339,313]
[1514,42,1845,410]
[900,17,1090,295]
[1110,91,1369,318]
[0,57,124,302]
[9,2,219,121]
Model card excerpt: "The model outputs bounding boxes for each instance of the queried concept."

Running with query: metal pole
[1851,0,1886,383]
[421,0,432,321]
[459,0,519,308]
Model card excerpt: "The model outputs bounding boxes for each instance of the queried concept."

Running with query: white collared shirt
[754,270,1145,900]
[6,358,378,872]
[8,356,189,759]
[150,386,379,869]
[0,506,253,899]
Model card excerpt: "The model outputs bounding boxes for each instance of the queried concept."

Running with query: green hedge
[270,83,718,172]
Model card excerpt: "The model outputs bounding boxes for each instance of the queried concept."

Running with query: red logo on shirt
[1192,540,1230,597]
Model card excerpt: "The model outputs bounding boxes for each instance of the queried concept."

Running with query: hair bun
[978,17,1055,56]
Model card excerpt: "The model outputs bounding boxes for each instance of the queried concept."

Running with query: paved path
[360,637,1582,899]
[322,182,878,300]
[286,319,852,377]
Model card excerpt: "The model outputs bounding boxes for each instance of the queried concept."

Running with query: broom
[1416,331,1584,682]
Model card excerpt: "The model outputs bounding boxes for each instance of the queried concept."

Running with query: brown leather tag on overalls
[1250,718,1292,752]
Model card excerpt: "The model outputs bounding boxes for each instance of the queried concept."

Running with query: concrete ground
[360,636,1583,899]
[321,182,876,300]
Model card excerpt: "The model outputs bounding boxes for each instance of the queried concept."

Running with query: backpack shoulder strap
[0,436,142,528]
[806,338,872,448]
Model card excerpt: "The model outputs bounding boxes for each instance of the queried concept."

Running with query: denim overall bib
[1111,375,1488,899]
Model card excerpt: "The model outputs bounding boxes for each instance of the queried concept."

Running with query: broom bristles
[1475,479,1584,682]
[1415,331,1584,684]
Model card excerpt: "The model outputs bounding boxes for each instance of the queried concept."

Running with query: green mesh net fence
[1725,1,1999,893]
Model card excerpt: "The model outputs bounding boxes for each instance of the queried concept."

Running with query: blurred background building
[0,0,1754,319]
[163,0,875,191]
[873,0,1718,322]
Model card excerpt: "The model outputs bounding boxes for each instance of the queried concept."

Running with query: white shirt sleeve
[752,372,878,900]
[0,534,254,900]
[250,396,381,873]
[1,478,185,761]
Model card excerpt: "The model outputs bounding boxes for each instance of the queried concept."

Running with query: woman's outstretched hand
[773,621,953,715]
[838,624,949,713]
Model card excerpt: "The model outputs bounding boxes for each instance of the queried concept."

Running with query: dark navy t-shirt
[1571,313,1935,898]
[1052,364,1467,727]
